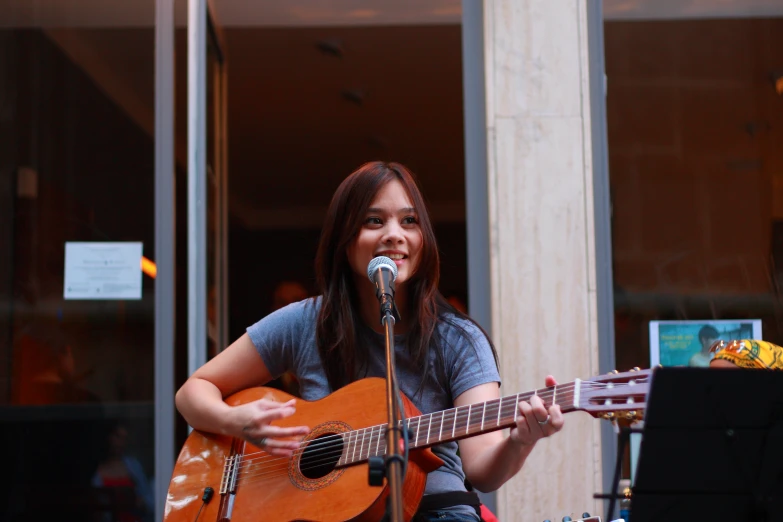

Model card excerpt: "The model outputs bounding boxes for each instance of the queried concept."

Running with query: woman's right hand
[175,335,310,457]
[233,398,310,457]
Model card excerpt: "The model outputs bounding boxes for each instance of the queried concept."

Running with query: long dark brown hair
[314,161,497,393]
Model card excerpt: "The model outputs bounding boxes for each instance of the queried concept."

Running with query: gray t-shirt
[246,297,500,499]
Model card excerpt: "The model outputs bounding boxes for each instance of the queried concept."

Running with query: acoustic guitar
[164,369,651,522]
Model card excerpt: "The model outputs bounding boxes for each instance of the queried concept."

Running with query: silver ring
[257,437,268,448]
[538,415,551,426]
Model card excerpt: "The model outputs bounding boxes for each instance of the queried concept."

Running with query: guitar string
[234,383,583,470]
[234,378,643,469]
[231,402,536,485]
[229,379,647,481]
[228,380,650,485]
[231,376,648,478]
[230,388,584,484]
[231,393,557,483]
[229,385,648,487]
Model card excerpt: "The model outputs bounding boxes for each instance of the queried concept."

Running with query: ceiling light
[771,71,783,95]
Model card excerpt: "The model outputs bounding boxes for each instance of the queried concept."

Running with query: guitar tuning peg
[582,513,591,518]
[625,410,637,420]
[562,517,572,522]
[608,369,619,374]
[602,412,616,420]
[632,367,640,372]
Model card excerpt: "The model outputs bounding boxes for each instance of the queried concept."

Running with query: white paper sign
[64,242,143,300]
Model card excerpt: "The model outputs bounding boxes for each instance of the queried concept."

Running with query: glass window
[604,6,783,370]
[1,4,156,521]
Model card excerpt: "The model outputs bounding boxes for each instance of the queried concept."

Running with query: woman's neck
[354,275,410,334]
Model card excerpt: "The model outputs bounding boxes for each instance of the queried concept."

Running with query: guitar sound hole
[300,433,343,479]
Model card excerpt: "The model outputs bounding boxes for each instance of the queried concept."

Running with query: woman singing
[175,161,564,521]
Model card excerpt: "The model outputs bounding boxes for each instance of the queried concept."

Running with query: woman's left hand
[508,375,564,447]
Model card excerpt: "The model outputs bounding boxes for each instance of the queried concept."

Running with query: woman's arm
[456,377,564,492]
[175,333,309,456]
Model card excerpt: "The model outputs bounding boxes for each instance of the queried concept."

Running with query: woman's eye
[365,217,382,225]
[402,216,418,225]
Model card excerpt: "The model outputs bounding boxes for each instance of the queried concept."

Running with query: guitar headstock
[575,367,652,422]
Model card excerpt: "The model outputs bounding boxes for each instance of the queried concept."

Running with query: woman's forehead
[369,179,414,207]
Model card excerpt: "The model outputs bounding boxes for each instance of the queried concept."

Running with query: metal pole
[462,3,491,332]
[188,0,207,377]
[382,311,404,522]
[154,0,176,518]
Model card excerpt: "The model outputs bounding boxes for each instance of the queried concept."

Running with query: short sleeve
[246,299,314,379]
[441,317,500,400]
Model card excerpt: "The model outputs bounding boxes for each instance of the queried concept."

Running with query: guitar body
[164,378,444,522]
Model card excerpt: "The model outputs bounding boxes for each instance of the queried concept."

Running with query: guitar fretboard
[336,383,580,467]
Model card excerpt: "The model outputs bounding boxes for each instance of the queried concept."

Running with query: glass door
[0,3,158,521]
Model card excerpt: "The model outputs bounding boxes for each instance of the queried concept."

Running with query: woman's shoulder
[436,312,497,372]
[283,295,321,312]
[437,312,487,343]
[249,296,321,332]
[271,296,321,321]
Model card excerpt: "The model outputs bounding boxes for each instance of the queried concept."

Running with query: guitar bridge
[220,455,240,495]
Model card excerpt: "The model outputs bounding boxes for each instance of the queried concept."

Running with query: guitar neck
[406,383,581,448]
[337,381,581,467]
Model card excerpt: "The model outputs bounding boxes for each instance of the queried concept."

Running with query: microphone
[366,256,398,323]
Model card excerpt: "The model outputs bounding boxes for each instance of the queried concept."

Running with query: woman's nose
[382,222,404,243]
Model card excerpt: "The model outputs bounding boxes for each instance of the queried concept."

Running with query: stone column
[483,1,603,519]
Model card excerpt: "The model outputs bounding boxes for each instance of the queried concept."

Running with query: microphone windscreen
[366,256,398,283]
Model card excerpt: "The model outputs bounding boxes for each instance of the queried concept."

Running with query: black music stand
[631,367,783,522]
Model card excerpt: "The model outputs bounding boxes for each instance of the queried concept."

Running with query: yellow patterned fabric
[710,339,783,370]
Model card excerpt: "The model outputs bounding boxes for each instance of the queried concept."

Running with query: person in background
[709,339,783,370]
[6,319,103,521]
[14,319,99,405]
[688,325,720,368]
[272,280,309,311]
[92,422,154,522]
[446,294,468,314]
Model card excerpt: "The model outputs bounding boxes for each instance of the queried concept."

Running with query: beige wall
[484,1,603,519]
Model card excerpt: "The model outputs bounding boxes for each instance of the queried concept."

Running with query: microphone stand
[375,273,405,522]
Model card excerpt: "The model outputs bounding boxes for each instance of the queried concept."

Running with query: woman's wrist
[506,432,536,455]
[215,403,243,438]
